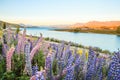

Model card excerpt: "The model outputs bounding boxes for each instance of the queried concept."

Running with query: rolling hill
[69,21,120,30]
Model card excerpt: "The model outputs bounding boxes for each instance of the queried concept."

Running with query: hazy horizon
[0,0,120,26]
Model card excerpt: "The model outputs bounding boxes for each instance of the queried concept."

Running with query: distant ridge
[1,20,120,30]
[69,21,120,30]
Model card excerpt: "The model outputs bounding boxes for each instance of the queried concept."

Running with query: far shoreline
[20,27,120,36]
[53,28,120,36]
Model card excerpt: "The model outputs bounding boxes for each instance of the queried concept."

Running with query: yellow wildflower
[40,66,43,71]
[85,50,89,60]
[78,49,83,56]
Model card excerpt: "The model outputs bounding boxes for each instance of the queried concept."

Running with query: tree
[116,26,120,33]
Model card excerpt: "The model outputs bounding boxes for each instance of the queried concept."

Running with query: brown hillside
[70,21,120,30]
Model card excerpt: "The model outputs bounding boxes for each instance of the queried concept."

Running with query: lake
[21,27,120,52]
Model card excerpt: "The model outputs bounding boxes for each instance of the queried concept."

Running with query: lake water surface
[21,27,120,52]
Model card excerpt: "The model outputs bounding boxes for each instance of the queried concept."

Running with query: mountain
[70,21,120,30]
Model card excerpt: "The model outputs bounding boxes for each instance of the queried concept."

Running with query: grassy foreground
[0,28,119,80]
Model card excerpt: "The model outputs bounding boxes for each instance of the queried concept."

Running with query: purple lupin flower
[80,49,86,71]
[15,34,18,40]
[96,58,104,80]
[75,50,86,80]
[2,31,7,44]
[57,41,64,60]
[66,54,74,67]
[11,33,15,41]
[45,53,53,79]
[108,51,120,80]
[32,65,38,75]
[86,48,97,80]
[81,49,86,62]
[24,43,32,76]
[35,71,46,80]
[28,39,33,52]
[50,43,58,58]
[63,43,71,65]
[7,27,11,45]
[73,48,77,58]
[87,48,95,69]
[2,43,8,57]
[64,64,75,80]
[57,58,65,75]
[54,44,59,59]
[62,42,71,58]
[30,70,46,80]
[74,55,81,79]
[86,60,96,80]
[75,55,81,70]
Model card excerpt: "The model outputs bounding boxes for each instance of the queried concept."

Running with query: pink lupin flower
[21,28,26,52]
[30,75,36,80]
[6,47,15,72]
[16,38,21,53]
[21,38,25,52]
[16,28,26,53]
[30,33,43,61]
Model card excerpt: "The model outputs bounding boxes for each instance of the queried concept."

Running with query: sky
[0,0,120,26]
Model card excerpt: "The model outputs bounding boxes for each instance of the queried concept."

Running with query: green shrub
[1,71,15,80]
[0,58,6,78]
[32,50,45,69]
[17,74,30,80]
[45,37,50,41]
[11,53,25,77]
